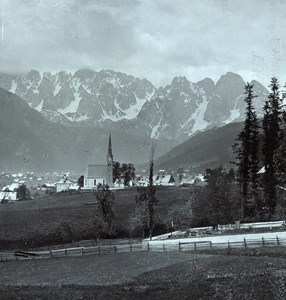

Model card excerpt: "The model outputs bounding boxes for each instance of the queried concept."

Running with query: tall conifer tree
[233,83,260,218]
[262,77,282,213]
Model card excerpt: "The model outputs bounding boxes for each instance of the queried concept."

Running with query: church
[83,134,114,189]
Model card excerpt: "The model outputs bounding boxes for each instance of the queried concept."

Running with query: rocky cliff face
[0,69,269,142]
[0,69,155,125]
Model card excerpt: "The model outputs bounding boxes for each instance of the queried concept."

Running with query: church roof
[85,165,107,179]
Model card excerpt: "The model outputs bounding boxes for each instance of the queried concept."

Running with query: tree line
[233,78,286,220]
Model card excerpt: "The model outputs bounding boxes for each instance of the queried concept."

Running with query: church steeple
[106,134,113,187]
[107,133,113,160]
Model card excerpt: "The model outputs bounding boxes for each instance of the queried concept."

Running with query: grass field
[1,250,286,299]
[0,187,193,249]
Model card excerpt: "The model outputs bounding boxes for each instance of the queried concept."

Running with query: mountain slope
[153,122,244,173]
[0,70,269,143]
[0,88,172,172]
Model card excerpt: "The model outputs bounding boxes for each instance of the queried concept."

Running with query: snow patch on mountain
[10,81,17,94]
[191,95,209,133]
[53,84,61,96]
[151,113,164,139]
[224,95,242,124]
[35,100,44,112]
[58,91,82,115]
[125,91,155,120]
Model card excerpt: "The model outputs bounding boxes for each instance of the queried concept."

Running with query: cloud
[0,0,286,87]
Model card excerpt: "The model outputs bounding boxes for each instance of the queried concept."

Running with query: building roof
[258,166,265,174]
[160,175,174,184]
[42,183,56,188]
[85,165,107,179]
[153,174,175,184]
[56,178,74,184]
[2,183,20,192]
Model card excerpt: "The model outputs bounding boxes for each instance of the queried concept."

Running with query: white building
[83,134,114,189]
[84,165,107,189]
[0,183,20,201]
[56,176,78,192]
[137,176,149,187]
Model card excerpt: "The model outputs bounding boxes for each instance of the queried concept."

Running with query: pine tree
[147,143,157,239]
[262,77,282,213]
[17,184,31,201]
[249,101,260,212]
[134,143,158,240]
[232,83,260,218]
[95,184,115,233]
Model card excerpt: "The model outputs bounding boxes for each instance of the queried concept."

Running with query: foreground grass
[1,251,286,299]
[0,187,192,249]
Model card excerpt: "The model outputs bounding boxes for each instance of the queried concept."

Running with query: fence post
[0,253,2,262]
[276,236,280,246]
[179,242,181,252]
[130,243,132,252]
[98,246,101,255]
[209,241,212,249]
[194,242,197,252]
[49,249,52,258]
[262,237,265,247]
[114,245,117,253]
[81,248,83,256]
[147,243,150,252]
[244,238,247,248]
[227,241,230,255]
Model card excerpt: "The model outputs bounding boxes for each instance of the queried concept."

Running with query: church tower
[106,134,114,187]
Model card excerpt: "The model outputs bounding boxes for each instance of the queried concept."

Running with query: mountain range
[0,69,269,143]
[0,69,273,173]
[0,88,172,173]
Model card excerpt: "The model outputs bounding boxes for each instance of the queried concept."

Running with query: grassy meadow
[1,250,286,299]
[0,187,194,249]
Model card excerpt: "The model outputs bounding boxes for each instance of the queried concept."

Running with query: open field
[0,187,193,249]
[1,251,286,299]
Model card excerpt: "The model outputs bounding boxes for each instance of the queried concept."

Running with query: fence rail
[1,236,286,263]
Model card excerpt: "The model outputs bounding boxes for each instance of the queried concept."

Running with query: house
[153,174,176,186]
[180,177,195,186]
[193,174,207,187]
[137,176,149,187]
[56,175,78,192]
[41,183,56,193]
[83,134,114,189]
[113,178,125,188]
[0,183,20,201]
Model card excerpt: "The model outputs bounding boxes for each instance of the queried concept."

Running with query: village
[0,168,207,202]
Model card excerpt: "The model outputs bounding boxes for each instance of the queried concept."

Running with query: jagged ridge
[0,70,269,143]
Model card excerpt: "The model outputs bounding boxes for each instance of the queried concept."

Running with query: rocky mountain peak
[197,77,215,95]
[0,69,269,144]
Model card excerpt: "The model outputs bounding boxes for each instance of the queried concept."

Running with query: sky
[1,0,286,87]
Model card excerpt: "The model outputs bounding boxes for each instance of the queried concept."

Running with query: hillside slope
[153,122,244,173]
[0,88,172,172]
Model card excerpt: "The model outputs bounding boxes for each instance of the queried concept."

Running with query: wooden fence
[1,236,286,262]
